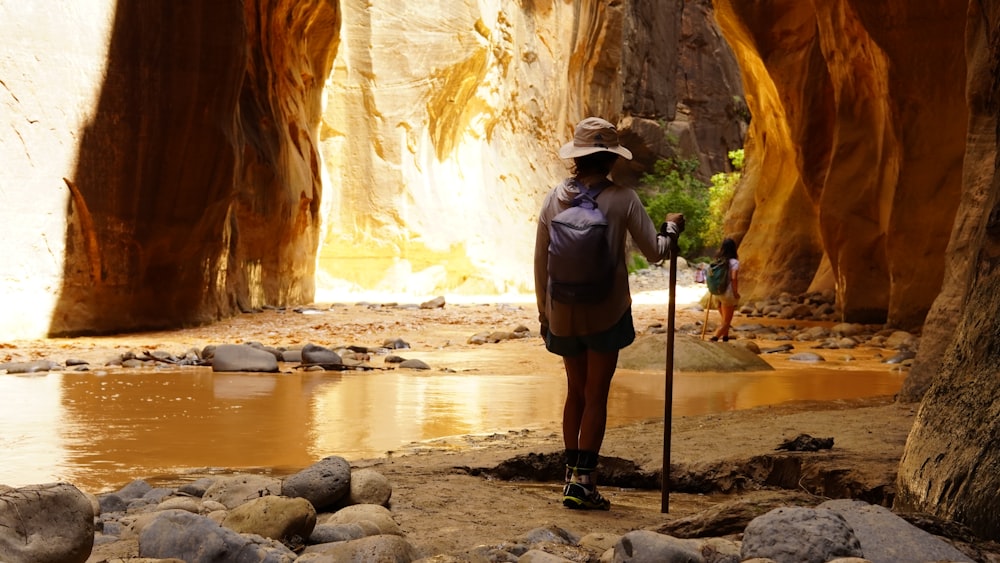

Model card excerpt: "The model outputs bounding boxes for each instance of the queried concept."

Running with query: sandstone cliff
[714,0,968,330]
[894,0,1000,540]
[3,0,723,338]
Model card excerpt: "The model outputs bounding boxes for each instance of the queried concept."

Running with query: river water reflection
[1,361,905,493]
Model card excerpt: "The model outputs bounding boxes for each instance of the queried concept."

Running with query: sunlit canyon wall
[314,0,693,297]
[1,0,703,339]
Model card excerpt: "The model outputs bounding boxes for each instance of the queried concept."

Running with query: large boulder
[619,334,774,372]
[0,483,95,563]
[281,456,352,511]
[740,506,863,563]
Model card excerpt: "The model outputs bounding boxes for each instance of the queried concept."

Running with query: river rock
[298,534,419,562]
[222,495,316,542]
[309,522,368,543]
[0,483,95,563]
[202,474,282,509]
[211,344,279,372]
[282,455,352,510]
[138,509,296,562]
[612,529,703,562]
[740,506,863,563]
[820,499,974,563]
[301,343,342,366]
[0,359,60,373]
[398,358,431,370]
[322,504,404,536]
[788,352,826,362]
[342,468,392,507]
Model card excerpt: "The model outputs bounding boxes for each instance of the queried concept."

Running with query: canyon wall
[314,0,689,298]
[1,0,709,339]
[1,1,340,337]
[713,0,968,329]
[895,0,1000,539]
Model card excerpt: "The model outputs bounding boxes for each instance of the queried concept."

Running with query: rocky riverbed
[2,272,998,562]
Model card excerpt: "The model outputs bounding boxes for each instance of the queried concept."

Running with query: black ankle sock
[576,450,599,485]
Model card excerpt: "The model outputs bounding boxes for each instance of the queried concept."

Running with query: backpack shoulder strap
[576,178,614,199]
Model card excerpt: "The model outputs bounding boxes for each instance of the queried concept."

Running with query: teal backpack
[705,258,730,296]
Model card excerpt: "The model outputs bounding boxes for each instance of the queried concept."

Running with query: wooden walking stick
[661,228,679,513]
[701,294,712,340]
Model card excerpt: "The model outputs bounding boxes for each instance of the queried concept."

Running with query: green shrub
[639,156,709,257]
[640,149,743,258]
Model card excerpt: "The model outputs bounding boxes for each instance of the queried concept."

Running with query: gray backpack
[547,179,615,304]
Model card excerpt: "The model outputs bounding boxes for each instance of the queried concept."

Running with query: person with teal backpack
[708,238,741,341]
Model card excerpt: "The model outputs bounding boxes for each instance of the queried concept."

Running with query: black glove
[660,212,685,237]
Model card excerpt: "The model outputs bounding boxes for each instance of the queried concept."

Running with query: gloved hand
[664,213,685,235]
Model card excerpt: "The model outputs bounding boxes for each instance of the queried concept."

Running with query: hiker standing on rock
[534,117,685,510]
[710,237,741,342]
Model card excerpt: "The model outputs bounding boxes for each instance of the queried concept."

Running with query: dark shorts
[544,310,636,357]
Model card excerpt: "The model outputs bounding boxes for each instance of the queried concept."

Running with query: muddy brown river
[0,292,908,493]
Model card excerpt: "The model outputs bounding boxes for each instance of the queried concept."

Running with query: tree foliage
[639,149,744,258]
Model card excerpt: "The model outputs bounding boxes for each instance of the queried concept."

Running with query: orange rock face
[714,0,967,329]
[45,1,340,335]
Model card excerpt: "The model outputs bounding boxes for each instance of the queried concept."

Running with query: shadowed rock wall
[713,0,967,329]
[2,1,340,336]
[895,0,1000,539]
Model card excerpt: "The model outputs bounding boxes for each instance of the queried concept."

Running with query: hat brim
[559,142,633,161]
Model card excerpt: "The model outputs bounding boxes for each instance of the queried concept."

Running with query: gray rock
[114,479,153,501]
[177,477,215,497]
[0,359,59,373]
[301,343,342,366]
[518,550,575,562]
[281,348,303,362]
[309,522,368,543]
[0,483,95,563]
[740,506,863,563]
[612,530,703,562]
[222,495,316,542]
[141,487,175,503]
[211,344,279,372]
[138,509,296,562]
[297,534,419,562]
[787,352,826,362]
[820,499,974,563]
[282,456,352,511]
[517,525,579,546]
[399,358,431,370]
[202,474,282,509]
[98,493,128,514]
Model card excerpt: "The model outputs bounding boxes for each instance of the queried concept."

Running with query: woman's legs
[715,301,736,339]
[562,348,619,454]
[562,348,618,510]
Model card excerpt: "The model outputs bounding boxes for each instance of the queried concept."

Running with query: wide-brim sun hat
[558,117,633,160]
